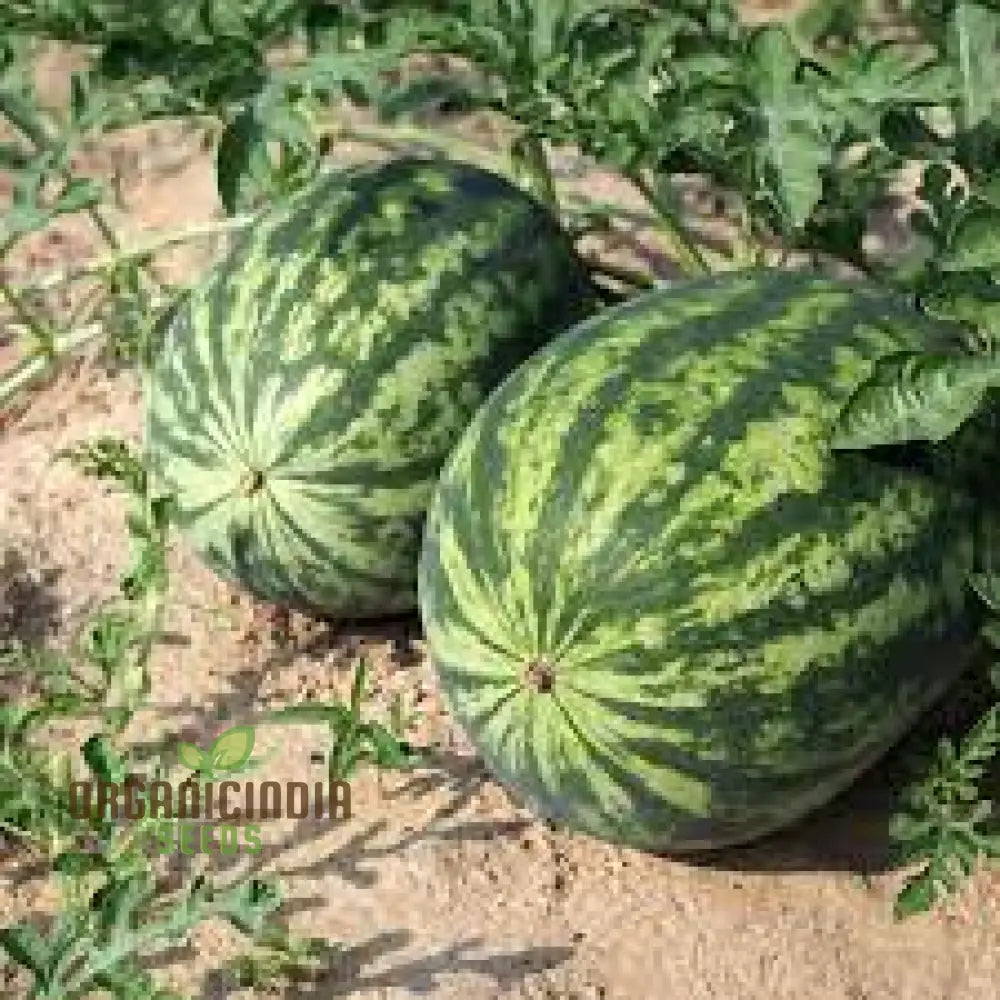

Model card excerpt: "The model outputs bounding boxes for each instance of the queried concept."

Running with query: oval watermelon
[144,155,595,617]
[418,269,986,851]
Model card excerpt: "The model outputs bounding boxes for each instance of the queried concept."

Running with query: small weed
[0,443,424,995]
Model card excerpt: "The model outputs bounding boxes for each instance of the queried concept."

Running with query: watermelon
[418,269,987,852]
[144,155,595,617]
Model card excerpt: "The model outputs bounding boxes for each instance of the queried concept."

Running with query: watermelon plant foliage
[2,1,1000,953]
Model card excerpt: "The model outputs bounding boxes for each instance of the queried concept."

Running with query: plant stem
[0,89,166,295]
[0,88,51,150]
[511,133,560,212]
[585,256,657,291]
[0,281,56,358]
[8,215,255,294]
[630,171,711,277]
[0,320,112,410]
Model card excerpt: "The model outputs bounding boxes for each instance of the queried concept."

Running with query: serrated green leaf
[209,725,255,772]
[83,734,126,784]
[216,105,270,215]
[377,74,488,122]
[972,173,1000,210]
[0,923,51,978]
[366,725,419,770]
[53,850,105,877]
[949,2,1000,131]
[746,26,830,229]
[984,623,1000,652]
[940,205,1000,273]
[52,176,103,215]
[221,877,283,936]
[894,869,939,919]
[826,42,955,112]
[831,350,1000,449]
[970,571,1000,612]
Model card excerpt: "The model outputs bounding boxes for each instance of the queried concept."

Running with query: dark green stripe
[262,490,406,594]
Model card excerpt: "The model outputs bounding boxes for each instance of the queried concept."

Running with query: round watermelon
[418,269,987,851]
[144,155,596,617]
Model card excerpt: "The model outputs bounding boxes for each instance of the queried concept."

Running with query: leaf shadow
[136,738,551,998]
[0,546,63,648]
[117,601,551,998]
[277,934,574,1000]
[0,546,67,864]
[127,610,428,777]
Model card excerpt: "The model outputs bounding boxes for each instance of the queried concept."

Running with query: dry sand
[2,19,1000,998]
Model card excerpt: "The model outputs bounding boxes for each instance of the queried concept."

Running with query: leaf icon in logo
[209,725,255,772]
[177,742,207,771]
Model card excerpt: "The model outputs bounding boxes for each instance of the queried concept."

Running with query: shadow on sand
[682,653,1000,876]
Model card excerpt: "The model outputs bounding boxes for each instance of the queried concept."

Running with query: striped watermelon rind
[418,269,986,851]
[144,155,596,617]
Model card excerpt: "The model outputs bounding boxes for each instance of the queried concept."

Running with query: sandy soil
[3,19,1000,1000]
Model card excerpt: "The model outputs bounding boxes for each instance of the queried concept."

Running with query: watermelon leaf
[971,573,1000,613]
[216,105,273,216]
[744,26,830,231]
[939,205,1000,274]
[893,868,940,920]
[890,704,1000,918]
[263,659,421,780]
[971,513,1000,614]
[82,734,127,784]
[830,350,1000,450]
[948,2,1000,132]
[0,923,53,980]
[376,74,490,122]
[972,173,1000,211]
